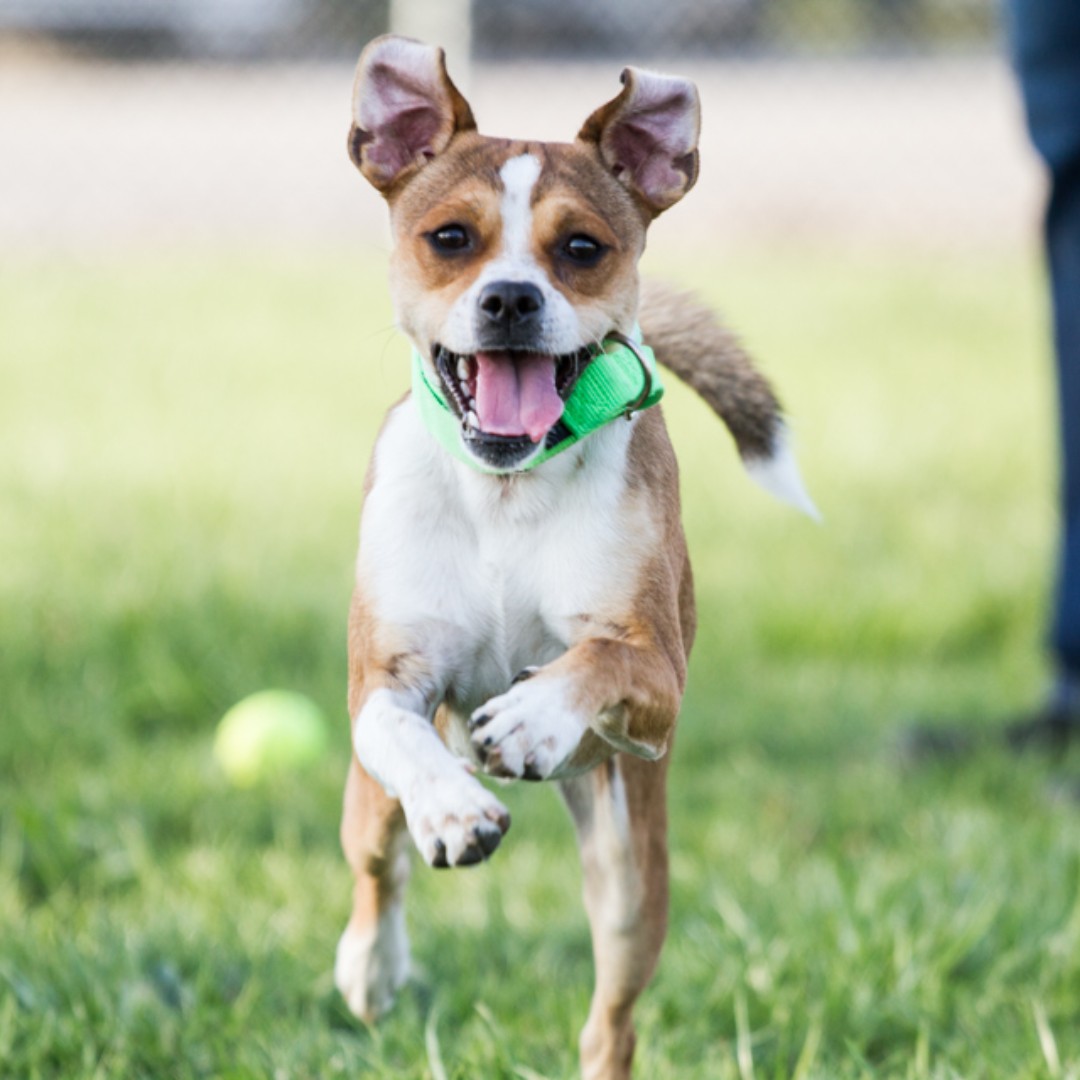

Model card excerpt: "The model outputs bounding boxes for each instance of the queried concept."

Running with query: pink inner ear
[589,68,699,209]
[366,104,443,176]
[608,111,689,201]
[609,121,659,175]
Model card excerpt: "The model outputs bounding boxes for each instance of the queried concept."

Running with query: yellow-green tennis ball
[214,690,328,787]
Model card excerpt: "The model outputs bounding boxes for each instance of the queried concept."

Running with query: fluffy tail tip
[741,422,821,522]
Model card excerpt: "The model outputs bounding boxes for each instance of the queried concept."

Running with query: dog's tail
[639,280,819,519]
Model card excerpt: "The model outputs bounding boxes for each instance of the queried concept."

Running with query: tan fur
[340,757,406,925]
[339,585,414,1020]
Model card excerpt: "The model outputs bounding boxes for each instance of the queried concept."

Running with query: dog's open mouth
[434,344,596,467]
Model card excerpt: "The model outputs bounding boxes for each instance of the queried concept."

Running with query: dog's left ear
[577,67,700,216]
[348,35,476,193]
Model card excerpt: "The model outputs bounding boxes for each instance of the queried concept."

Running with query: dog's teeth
[466,409,479,429]
[457,358,469,382]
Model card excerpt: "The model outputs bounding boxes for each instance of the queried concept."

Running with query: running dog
[335,35,814,1079]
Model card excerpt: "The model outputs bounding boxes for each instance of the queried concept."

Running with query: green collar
[411,331,664,473]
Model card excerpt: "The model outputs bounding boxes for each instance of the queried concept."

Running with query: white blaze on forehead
[498,153,542,264]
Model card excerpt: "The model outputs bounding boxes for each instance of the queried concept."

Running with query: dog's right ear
[348,35,476,193]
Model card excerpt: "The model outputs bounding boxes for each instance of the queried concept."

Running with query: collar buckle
[602,330,654,419]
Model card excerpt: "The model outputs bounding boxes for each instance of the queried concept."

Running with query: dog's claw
[470,675,586,781]
[512,666,540,685]
[431,839,449,869]
[456,842,484,866]
[478,823,504,855]
[469,711,492,732]
[412,790,511,869]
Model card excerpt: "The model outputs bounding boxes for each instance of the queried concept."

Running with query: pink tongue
[474,351,564,443]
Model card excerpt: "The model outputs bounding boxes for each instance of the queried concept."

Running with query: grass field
[2,246,1078,1079]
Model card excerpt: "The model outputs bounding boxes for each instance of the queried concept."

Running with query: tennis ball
[214,690,329,787]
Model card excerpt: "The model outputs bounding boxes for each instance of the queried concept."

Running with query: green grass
[2,245,1078,1079]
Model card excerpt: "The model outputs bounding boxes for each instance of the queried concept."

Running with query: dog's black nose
[478,281,544,328]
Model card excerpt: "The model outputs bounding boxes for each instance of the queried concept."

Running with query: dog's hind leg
[335,756,411,1021]
[561,753,670,1080]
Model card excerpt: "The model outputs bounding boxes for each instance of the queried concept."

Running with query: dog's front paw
[470,674,587,781]
[401,769,511,868]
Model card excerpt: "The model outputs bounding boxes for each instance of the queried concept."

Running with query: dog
[335,35,815,1080]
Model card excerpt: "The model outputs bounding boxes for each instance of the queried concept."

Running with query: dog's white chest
[357,399,648,716]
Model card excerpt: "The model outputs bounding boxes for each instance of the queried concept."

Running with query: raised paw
[400,768,510,868]
[470,675,587,781]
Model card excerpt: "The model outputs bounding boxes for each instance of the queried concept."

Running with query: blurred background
[0,0,1038,256]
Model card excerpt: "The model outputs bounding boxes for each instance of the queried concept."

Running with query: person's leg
[1045,164,1080,688]
[1008,0,1080,732]
[906,4,1080,757]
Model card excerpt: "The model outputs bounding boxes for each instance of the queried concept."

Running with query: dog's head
[349,35,700,471]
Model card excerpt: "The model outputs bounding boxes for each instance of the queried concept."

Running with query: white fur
[498,153,542,263]
[437,154,583,358]
[354,399,654,861]
[334,887,410,1020]
[470,674,589,780]
[353,687,443,797]
[560,761,639,935]
[359,400,646,716]
[354,687,510,866]
[744,422,821,521]
[607,762,631,847]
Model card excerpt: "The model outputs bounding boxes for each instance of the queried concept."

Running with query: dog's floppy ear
[577,67,700,216]
[348,35,476,193]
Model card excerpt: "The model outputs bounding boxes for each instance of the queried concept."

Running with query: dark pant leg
[1007,0,1080,675]
[1047,164,1080,674]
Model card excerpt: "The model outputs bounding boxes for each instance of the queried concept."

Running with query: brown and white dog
[336,35,815,1079]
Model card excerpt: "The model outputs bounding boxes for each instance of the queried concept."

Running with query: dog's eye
[562,234,604,266]
[428,224,472,253]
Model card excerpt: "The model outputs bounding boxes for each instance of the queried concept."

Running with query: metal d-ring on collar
[603,330,654,419]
